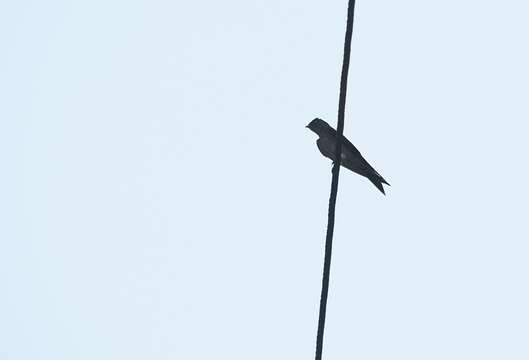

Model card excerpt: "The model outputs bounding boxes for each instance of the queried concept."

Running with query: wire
[314,1,357,359]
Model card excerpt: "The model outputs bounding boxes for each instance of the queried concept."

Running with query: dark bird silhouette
[306,118,390,194]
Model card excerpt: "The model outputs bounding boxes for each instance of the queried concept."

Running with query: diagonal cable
[314,1,357,359]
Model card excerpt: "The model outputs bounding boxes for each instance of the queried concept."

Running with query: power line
[314,1,357,359]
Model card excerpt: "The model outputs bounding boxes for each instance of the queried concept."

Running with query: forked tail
[368,173,390,195]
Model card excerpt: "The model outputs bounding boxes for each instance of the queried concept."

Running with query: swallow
[306,118,390,194]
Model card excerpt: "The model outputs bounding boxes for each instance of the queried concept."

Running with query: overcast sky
[2,0,529,359]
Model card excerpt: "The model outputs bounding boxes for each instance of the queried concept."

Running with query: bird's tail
[368,173,390,195]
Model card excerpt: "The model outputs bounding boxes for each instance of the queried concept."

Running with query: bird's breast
[317,137,349,160]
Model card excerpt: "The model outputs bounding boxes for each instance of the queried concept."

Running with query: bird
[306,118,390,194]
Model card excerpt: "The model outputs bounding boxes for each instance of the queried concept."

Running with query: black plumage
[306,118,390,194]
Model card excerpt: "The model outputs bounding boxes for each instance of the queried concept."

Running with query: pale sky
[2,0,529,359]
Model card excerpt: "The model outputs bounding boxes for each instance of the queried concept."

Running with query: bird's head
[306,118,332,136]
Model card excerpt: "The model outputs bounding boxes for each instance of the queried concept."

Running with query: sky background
[2,0,529,359]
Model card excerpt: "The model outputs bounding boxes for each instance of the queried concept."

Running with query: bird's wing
[340,137,387,183]
[324,127,390,186]
[325,127,362,157]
